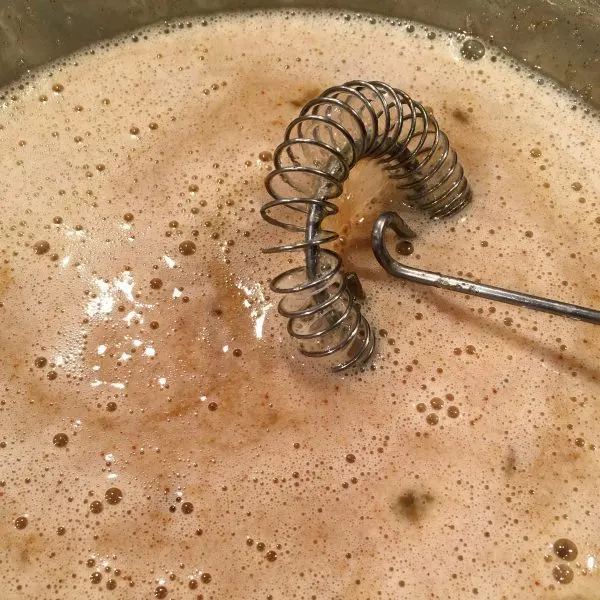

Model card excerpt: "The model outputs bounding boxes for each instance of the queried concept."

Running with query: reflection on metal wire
[261,80,471,370]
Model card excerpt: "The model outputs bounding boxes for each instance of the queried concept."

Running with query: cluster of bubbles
[0,7,598,600]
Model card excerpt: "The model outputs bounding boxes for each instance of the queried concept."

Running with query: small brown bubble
[14,516,28,529]
[106,579,117,590]
[208,402,218,411]
[396,240,414,256]
[451,107,470,123]
[52,83,64,93]
[53,216,63,224]
[39,94,48,102]
[86,558,96,568]
[129,126,140,135]
[150,278,163,289]
[530,147,542,158]
[345,453,356,463]
[34,356,48,368]
[106,401,117,412]
[188,184,199,192]
[33,240,50,255]
[232,348,242,357]
[57,526,66,536]
[574,437,585,447]
[189,579,198,589]
[105,487,123,505]
[149,122,159,130]
[53,433,69,447]
[181,502,194,514]
[169,220,179,228]
[265,550,277,562]
[90,572,102,584]
[465,345,476,355]
[447,406,460,418]
[258,150,273,161]
[74,105,84,112]
[201,573,212,584]
[552,563,574,584]
[47,371,57,380]
[571,182,582,191]
[426,413,439,425]
[154,585,168,598]
[430,397,444,410]
[256,542,266,552]
[178,240,196,255]
[553,538,578,561]
[123,213,134,222]
[416,402,427,413]
[90,501,103,514]
[150,321,160,330]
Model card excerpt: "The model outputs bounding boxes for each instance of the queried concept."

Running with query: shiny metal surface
[0,1,599,106]
[372,211,600,325]
[261,80,471,370]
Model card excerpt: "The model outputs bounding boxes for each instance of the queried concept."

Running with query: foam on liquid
[0,10,599,599]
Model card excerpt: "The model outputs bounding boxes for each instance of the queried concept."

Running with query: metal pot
[1,0,599,105]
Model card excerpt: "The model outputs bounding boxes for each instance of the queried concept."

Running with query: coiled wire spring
[261,80,472,371]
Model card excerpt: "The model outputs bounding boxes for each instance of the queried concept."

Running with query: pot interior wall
[0,0,598,106]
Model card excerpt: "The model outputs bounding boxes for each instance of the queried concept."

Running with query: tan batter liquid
[0,10,599,600]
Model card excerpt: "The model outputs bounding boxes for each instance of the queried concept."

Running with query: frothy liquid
[1,11,599,599]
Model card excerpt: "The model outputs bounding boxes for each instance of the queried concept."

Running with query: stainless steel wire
[262,80,599,371]
[372,211,600,325]
[261,80,472,370]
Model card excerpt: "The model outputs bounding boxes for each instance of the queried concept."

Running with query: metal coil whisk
[261,80,472,371]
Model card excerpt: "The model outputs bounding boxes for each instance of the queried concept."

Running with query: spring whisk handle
[372,211,600,325]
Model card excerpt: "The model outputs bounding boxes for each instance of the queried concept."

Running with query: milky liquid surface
[0,10,599,600]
